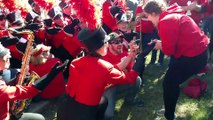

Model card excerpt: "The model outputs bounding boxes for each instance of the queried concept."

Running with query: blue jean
[103,76,142,119]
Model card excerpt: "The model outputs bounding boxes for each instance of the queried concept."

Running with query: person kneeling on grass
[102,32,144,120]
[57,27,155,120]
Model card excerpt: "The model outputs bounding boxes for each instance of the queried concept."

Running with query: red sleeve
[0,80,39,102]
[107,68,138,85]
[102,1,117,30]
[158,14,180,56]
[62,35,83,57]
[52,30,67,48]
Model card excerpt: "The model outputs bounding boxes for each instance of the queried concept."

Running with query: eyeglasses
[108,39,123,44]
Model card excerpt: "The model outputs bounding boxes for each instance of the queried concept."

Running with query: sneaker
[124,98,144,107]
[156,109,165,116]
[156,109,177,120]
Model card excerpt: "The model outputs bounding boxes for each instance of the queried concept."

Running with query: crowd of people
[0,0,212,120]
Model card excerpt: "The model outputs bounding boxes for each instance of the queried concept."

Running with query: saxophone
[10,30,40,119]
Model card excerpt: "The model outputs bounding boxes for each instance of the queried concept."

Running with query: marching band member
[0,42,68,120]
[30,44,66,100]
[57,27,155,120]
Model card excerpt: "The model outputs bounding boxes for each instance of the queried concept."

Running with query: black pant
[150,49,165,64]
[163,50,208,120]
[57,95,108,120]
[137,31,159,76]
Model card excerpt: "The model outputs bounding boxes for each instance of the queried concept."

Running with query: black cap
[115,13,128,24]
[43,19,53,27]
[78,27,110,52]
[63,19,80,36]
[48,8,62,19]
[25,23,42,31]
[26,12,39,23]
[46,27,61,35]
[28,0,35,6]
[109,5,124,17]
[6,11,23,25]
[59,1,68,10]
[0,42,10,57]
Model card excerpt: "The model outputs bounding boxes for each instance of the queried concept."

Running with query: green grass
[114,53,213,120]
[41,53,213,120]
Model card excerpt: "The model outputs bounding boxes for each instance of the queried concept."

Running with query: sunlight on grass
[127,112,132,120]
[152,73,165,84]
[115,99,124,112]
[177,102,199,117]
[191,109,209,120]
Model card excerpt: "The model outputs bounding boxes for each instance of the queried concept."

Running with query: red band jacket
[29,58,65,99]
[66,55,138,106]
[0,80,39,120]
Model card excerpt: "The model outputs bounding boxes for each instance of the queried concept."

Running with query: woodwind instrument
[10,30,40,119]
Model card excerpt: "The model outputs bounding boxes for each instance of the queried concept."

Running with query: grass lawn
[41,53,213,120]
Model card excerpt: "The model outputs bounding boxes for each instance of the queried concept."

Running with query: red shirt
[0,80,39,120]
[29,58,65,99]
[66,55,138,106]
[135,6,155,33]
[102,1,117,31]
[158,4,209,58]
[103,50,132,72]
[45,29,82,57]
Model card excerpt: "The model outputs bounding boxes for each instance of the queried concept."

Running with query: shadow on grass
[114,55,213,120]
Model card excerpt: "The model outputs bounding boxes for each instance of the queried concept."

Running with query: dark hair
[143,0,166,15]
